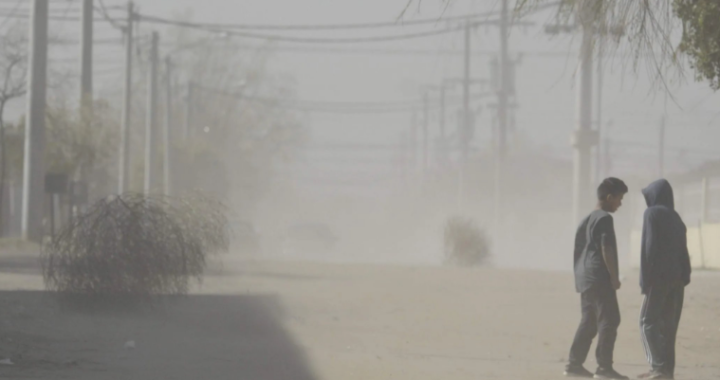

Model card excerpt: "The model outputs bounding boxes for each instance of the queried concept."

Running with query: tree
[0,26,28,234]
[675,1,720,90]
[410,0,719,90]
[514,0,720,90]
[44,99,119,199]
[6,100,120,213]
[163,28,306,213]
[0,23,77,235]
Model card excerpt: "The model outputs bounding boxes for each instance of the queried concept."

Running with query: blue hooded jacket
[640,179,691,294]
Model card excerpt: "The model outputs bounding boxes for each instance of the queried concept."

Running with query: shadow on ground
[0,291,318,380]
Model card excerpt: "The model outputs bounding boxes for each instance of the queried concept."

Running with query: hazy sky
[129,1,719,167]
[8,0,720,178]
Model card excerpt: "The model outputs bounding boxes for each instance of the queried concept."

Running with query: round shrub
[41,193,229,297]
[443,216,491,267]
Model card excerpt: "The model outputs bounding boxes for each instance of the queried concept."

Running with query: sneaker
[638,370,673,379]
[595,367,629,380]
[564,365,595,378]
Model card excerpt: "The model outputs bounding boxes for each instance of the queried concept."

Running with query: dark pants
[568,284,621,369]
[640,284,684,376]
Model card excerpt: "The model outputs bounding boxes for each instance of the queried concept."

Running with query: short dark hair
[597,177,628,200]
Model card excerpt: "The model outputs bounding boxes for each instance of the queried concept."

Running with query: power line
[230,45,574,57]
[0,0,22,30]
[136,10,502,31]
[95,0,124,31]
[302,143,473,152]
[133,13,538,44]
[161,39,665,60]
[0,12,114,22]
[134,1,560,31]
[135,17,469,44]
[50,55,123,63]
[0,7,82,14]
[195,85,422,108]
[51,37,123,45]
[195,85,492,114]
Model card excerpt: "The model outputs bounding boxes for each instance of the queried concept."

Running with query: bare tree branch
[397,0,416,21]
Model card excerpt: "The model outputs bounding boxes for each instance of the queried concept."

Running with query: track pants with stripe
[640,284,685,376]
[568,284,621,369]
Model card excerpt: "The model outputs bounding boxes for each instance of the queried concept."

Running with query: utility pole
[400,130,409,187]
[571,1,598,225]
[595,41,604,184]
[164,57,173,196]
[603,138,611,178]
[459,20,471,207]
[75,0,93,218]
[118,1,134,194]
[462,20,471,168]
[497,0,509,162]
[545,1,611,225]
[658,116,665,179]
[80,0,93,107]
[422,91,429,180]
[439,85,446,140]
[184,81,193,140]
[144,31,159,195]
[494,0,510,233]
[438,85,447,169]
[411,109,418,174]
[21,0,49,242]
[421,82,451,169]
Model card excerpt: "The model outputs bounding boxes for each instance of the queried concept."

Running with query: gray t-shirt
[573,210,616,293]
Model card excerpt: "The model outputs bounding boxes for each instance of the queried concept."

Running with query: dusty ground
[0,252,719,380]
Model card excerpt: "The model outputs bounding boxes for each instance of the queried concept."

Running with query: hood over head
[642,179,674,209]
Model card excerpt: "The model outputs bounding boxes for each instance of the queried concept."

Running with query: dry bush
[443,217,491,267]
[41,193,229,298]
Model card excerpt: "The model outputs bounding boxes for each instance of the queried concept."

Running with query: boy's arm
[601,233,621,290]
[641,210,658,290]
[680,223,692,286]
[573,221,586,265]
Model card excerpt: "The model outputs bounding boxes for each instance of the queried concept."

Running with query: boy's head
[597,177,628,213]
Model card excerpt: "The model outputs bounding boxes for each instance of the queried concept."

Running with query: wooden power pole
[118,1,134,194]
[144,31,159,195]
[21,0,49,242]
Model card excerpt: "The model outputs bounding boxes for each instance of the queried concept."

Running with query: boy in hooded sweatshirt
[638,179,691,380]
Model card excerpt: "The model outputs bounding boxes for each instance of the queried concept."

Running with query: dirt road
[1,255,719,379]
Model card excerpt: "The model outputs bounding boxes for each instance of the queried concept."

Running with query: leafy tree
[44,99,119,199]
[674,0,720,89]
[410,0,719,90]
[7,100,120,203]
[514,0,720,90]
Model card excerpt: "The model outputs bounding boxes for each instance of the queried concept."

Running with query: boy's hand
[612,278,622,290]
